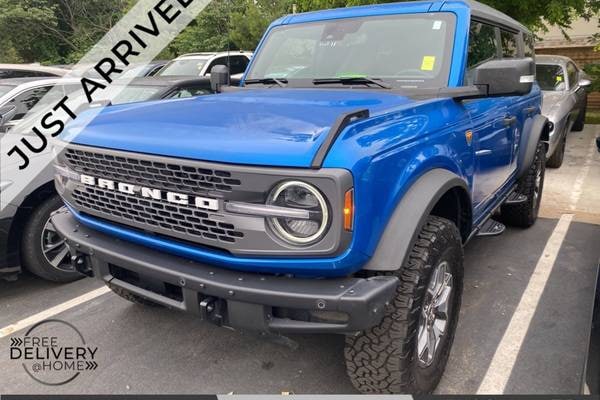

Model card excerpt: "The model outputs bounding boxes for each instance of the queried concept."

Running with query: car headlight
[267,181,329,245]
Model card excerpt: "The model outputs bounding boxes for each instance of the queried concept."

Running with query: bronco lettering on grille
[79,174,219,211]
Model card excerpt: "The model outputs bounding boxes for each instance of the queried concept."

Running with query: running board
[477,219,506,237]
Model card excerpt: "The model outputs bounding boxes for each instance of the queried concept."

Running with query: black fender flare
[517,114,549,179]
[363,169,469,272]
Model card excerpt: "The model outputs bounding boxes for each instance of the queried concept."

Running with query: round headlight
[267,181,329,245]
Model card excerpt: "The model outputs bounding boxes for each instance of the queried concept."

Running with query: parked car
[156,51,252,77]
[122,61,169,78]
[51,0,546,394]
[0,76,221,282]
[105,76,233,105]
[536,55,591,168]
[0,64,69,79]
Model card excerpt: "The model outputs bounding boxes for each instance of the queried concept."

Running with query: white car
[0,64,69,79]
[156,51,253,77]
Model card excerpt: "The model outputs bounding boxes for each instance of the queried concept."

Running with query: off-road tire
[571,98,587,132]
[106,282,162,307]
[345,216,464,394]
[546,134,566,168]
[21,195,83,283]
[501,142,545,228]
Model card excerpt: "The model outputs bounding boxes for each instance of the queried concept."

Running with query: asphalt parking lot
[1,125,599,395]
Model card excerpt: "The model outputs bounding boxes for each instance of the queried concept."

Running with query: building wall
[536,47,599,111]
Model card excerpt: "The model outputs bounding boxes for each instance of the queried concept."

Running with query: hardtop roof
[277,0,530,35]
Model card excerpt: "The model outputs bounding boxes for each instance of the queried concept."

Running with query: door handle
[476,149,492,157]
[503,116,517,126]
[524,106,537,114]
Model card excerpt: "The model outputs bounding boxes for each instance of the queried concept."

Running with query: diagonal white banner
[0,0,212,212]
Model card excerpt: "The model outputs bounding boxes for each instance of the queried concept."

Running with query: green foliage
[159,0,242,58]
[583,63,600,92]
[0,0,133,64]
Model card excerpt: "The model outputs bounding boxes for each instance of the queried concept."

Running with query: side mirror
[0,105,17,128]
[210,65,230,93]
[472,58,535,97]
[579,78,592,88]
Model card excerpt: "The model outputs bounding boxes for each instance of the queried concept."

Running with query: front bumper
[52,209,398,334]
[0,204,20,278]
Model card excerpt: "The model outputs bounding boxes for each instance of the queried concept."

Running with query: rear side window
[500,30,519,58]
[467,21,499,68]
[566,62,578,89]
[0,69,56,79]
[8,86,52,119]
[523,34,535,58]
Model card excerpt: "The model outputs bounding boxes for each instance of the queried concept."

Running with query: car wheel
[546,134,566,168]
[345,216,463,394]
[572,98,587,132]
[501,142,545,227]
[21,195,83,283]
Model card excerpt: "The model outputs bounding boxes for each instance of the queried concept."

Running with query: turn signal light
[343,189,354,231]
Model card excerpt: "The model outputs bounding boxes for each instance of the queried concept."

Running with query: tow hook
[70,250,93,277]
[200,296,223,326]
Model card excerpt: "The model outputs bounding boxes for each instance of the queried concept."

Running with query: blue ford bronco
[52,0,548,393]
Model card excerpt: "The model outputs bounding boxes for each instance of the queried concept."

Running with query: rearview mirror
[210,65,230,93]
[472,58,535,97]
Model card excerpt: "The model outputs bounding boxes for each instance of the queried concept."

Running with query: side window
[205,57,228,75]
[523,33,535,58]
[566,62,578,89]
[8,86,52,120]
[228,56,250,75]
[168,86,211,99]
[500,30,518,58]
[467,21,499,69]
[0,69,40,79]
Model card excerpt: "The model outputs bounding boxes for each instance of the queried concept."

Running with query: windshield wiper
[244,78,288,87]
[312,77,391,89]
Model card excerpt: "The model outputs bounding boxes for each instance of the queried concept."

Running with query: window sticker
[556,76,563,82]
[421,56,436,71]
[432,20,443,30]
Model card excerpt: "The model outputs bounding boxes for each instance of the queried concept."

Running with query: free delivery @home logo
[9,319,99,386]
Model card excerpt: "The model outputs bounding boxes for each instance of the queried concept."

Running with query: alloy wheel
[417,261,454,367]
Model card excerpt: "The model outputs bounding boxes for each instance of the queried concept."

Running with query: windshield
[110,85,164,104]
[246,13,455,89]
[158,58,210,76]
[0,85,15,99]
[536,64,567,91]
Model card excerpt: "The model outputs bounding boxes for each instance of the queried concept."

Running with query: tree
[294,0,600,34]
[229,0,294,50]
[160,0,244,58]
[0,0,133,64]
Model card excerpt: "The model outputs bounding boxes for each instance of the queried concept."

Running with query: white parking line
[569,136,597,210]
[0,286,110,338]
[477,213,574,394]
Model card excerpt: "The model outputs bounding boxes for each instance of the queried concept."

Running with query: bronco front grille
[72,186,244,245]
[64,148,242,194]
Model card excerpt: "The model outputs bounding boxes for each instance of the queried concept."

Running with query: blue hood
[67,89,415,167]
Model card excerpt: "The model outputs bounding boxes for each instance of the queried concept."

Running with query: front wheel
[21,195,83,283]
[501,142,546,228]
[546,134,566,168]
[572,98,587,132]
[345,216,464,394]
